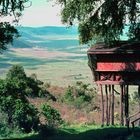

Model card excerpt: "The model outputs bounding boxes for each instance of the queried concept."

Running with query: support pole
[120,85,124,126]
[138,85,140,126]
[105,85,109,126]
[99,84,104,127]
[111,85,114,125]
[108,85,111,125]
[125,85,129,127]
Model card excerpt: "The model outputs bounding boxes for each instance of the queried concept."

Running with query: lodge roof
[87,41,140,54]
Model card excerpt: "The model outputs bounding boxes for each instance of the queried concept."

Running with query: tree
[6,65,45,97]
[57,0,140,45]
[41,103,63,127]
[6,65,26,80]
[0,65,40,132]
[0,0,30,51]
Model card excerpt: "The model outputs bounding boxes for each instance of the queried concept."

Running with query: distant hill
[12,26,80,51]
[17,26,78,36]
[12,39,33,48]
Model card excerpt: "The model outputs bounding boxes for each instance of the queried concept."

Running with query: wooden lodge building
[87,41,140,127]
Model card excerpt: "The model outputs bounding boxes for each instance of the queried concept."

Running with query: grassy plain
[0,47,92,87]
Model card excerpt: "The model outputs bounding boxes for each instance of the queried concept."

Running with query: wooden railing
[127,111,140,133]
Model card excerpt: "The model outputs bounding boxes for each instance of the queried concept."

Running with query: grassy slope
[7,125,140,140]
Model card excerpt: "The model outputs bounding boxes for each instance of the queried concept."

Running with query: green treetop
[57,0,140,45]
[0,0,30,51]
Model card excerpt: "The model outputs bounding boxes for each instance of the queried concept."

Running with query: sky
[3,0,63,27]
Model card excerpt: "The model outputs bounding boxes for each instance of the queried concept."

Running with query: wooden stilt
[108,85,111,125]
[124,85,129,127]
[100,84,104,127]
[105,85,109,126]
[111,85,114,125]
[138,85,140,126]
[120,85,124,126]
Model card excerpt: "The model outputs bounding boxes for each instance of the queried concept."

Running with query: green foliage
[6,65,26,80]
[64,86,74,102]
[26,76,42,97]
[0,0,29,15]
[0,111,15,138]
[13,100,39,133]
[41,103,63,127]
[0,0,29,51]
[63,81,97,109]
[0,22,19,51]
[0,80,39,132]
[5,65,49,98]
[131,91,140,102]
[57,0,140,45]
[0,65,40,133]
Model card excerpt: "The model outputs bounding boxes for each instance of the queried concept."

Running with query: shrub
[43,82,51,88]
[0,65,40,133]
[131,91,139,102]
[13,100,39,133]
[63,82,97,109]
[6,65,26,80]
[64,86,74,102]
[6,65,48,98]
[41,103,63,128]
[26,76,41,97]
[0,111,13,138]
[39,88,56,101]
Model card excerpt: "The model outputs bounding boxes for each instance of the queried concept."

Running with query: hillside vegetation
[0,65,140,140]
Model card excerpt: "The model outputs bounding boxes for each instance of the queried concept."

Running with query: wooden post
[99,84,104,127]
[120,85,124,126]
[108,85,111,125]
[124,85,129,127]
[138,85,140,126]
[105,85,109,126]
[111,85,114,125]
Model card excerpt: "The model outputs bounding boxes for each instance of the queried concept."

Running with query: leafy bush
[131,91,139,102]
[63,82,97,109]
[0,65,40,133]
[41,103,63,128]
[26,76,42,97]
[13,100,39,133]
[0,111,24,139]
[39,88,56,101]
[6,65,26,80]
[0,111,13,138]
[43,82,51,88]
[6,65,50,98]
